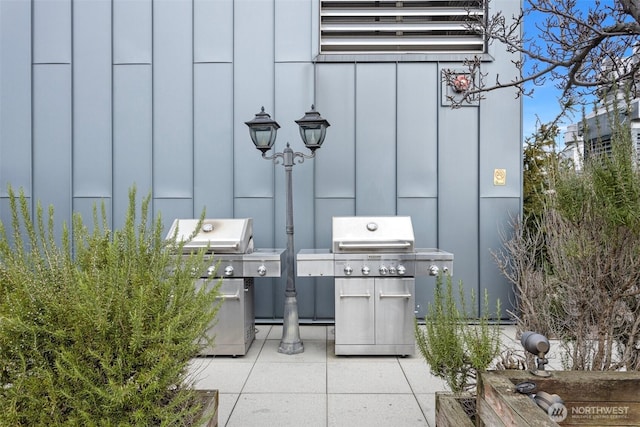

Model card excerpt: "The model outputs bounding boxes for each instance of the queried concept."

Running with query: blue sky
[522,78,568,142]
[520,1,598,145]
[520,4,565,144]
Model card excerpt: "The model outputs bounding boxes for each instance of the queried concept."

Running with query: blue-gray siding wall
[0,0,522,320]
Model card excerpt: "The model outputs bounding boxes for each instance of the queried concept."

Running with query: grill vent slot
[320,0,486,54]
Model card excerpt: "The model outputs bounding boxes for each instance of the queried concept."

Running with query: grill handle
[379,292,412,299]
[209,243,240,250]
[339,292,371,298]
[337,241,411,250]
[216,291,240,300]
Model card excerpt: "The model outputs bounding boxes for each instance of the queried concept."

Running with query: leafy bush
[415,274,501,393]
[545,103,640,370]
[523,123,561,234]
[0,186,220,425]
[496,95,640,371]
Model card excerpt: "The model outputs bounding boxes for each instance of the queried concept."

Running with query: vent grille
[320,0,486,54]
[585,131,640,162]
[585,137,613,159]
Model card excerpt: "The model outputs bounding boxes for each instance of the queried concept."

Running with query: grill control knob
[207,265,216,276]
[397,265,406,275]
[257,265,267,276]
[379,265,388,275]
[224,265,234,277]
[389,266,397,275]
[361,266,370,276]
[344,265,353,276]
[429,265,439,276]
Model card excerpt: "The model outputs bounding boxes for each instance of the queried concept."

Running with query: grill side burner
[297,216,453,356]
[168,219,284,356]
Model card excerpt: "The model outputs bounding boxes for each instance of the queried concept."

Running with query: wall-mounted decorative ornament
[452,74,471,93]
[441,69,479,107]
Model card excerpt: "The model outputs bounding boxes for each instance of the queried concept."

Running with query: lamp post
[245,105,330,355]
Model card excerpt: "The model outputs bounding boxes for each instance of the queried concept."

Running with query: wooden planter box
[195,389,219,427]
[435,392,475,427]
[478,371,640,426]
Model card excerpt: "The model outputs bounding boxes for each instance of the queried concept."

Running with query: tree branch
[450,0,640,107]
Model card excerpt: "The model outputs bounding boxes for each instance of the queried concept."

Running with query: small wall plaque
[494,169,506,186]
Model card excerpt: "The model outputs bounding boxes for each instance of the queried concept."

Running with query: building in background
[563,47,640,168]
[564,99,640,168]
[0,0,522,320]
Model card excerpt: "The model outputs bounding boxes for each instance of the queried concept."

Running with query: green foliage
[522,123,560,232]
[501,93,640,371]
[414,275,501,394]
[555,101,640,233]
[546,99,640,370]
[0,186,220,426]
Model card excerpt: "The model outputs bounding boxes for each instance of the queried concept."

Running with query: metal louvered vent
[586,136,613,160]
[320,0,486,54]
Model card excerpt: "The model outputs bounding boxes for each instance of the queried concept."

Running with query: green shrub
[415,274,501,394]
[497,93,640,370]
[0,186,220,426]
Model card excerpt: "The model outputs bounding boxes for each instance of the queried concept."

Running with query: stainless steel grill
[297,216,453,356]
[168,218,284,356]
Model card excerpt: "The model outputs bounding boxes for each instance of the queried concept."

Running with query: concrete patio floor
[188,324,531,426]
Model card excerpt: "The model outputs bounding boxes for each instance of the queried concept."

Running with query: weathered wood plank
[479,371,640,426]
[476,396,507,427]
[196,389,218,427]
[487,370,640,401]
[435,392,475,427]
[479,372,558,427]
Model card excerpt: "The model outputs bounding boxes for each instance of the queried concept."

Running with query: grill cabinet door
[199,278,245,354]
[375,278,415,345]
[335,278,375,345]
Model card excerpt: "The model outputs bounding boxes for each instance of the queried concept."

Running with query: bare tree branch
[450,0,640,108]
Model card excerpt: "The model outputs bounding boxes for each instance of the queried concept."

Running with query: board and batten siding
[0,0,522,320]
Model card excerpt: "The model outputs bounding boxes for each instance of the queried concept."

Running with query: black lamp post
[245,105,330,354]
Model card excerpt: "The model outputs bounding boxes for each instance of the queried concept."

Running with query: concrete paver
[190,324,524,426]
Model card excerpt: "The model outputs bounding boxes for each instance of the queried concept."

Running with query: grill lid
[332,216,415,253]
[167,218,254,254]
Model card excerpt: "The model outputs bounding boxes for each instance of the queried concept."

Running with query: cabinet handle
[216,291,240,300]
[379,292,412,299]
[340,292,371,298]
